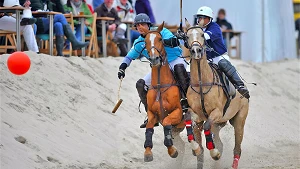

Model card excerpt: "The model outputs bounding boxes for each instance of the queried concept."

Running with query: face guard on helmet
[194,6,214,27]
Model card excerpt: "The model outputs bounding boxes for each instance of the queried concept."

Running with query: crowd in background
[0,0,157,56]
[1,0,236,57]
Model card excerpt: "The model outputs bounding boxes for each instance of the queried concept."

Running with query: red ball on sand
[7,52,31,75]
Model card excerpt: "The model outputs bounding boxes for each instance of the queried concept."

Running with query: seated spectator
[135,0,155,24]
[19,0,89,56]
[216,8,233,46]
[0,0,39,53]
[95,0,128,56]
[64,0,93,48]
[114,0,139,44]
[92,0,104,10]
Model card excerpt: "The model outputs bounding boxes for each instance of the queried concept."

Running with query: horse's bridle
[185,26,222,119]
[185,26,205,57]
[143,31,167,65]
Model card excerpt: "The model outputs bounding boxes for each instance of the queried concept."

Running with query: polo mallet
[179,0,183,31]
[112,78,123,113]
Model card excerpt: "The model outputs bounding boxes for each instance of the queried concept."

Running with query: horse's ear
[185,18,191,29]
[157,21,164,32]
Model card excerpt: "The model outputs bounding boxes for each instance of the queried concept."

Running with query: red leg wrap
[204,129,215,150]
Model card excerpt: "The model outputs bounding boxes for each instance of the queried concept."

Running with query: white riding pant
[211,54,230,65]
[0,16,39,52]
[143,57,187,87]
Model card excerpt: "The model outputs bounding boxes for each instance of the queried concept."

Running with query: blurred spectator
[94,0,128,56]
[216,8,233,46]
[64,0,93,48]
[0,0,39,53]
[20,0,89,56]
[114,0,139,44]
[135,0,155,24]
[295,18,300,55]
[92,0,103,10]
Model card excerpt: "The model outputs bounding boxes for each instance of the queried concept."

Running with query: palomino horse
[184,18,249,169]
[140,22,201,163]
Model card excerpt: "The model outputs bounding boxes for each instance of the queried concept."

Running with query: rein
[145,30,175,117]
[186,26,223,119]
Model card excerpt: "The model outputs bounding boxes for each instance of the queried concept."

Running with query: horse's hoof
[144,154,153,162]
[192,146,201,156]
[210,149,221,161]
[170,150,178,158]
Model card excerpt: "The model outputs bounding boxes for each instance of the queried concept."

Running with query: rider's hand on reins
[175,28,187,40]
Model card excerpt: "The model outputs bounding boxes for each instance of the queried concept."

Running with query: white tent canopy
[147,0,297,62]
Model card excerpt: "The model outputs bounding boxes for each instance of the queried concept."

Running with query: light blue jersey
[122,28,182,66]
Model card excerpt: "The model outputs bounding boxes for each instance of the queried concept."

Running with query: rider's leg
[136,79,148,112]
[215,56,250,99]
[174,63,190,113]
[137,74,159,128]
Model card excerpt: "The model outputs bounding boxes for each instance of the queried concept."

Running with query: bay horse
[140,22,201,163]
[184,18,249,169]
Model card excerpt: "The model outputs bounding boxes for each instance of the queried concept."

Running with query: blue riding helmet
[134,13,152,27]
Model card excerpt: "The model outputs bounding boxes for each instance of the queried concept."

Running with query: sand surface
[0,52,299,169]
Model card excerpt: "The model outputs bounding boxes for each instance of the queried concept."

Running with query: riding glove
[163,37,180,47]
[118,63,127,79]
[175,29,187,40]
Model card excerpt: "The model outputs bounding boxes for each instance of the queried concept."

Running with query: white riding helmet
[196,6,214,18]
[3,0,21,7]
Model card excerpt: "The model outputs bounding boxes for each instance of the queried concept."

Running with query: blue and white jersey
[122,27,182,66]
[204,22,227,59]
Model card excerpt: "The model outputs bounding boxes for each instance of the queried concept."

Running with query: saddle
[210,63,236,115]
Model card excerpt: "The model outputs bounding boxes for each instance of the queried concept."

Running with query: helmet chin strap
[198,18,212,28]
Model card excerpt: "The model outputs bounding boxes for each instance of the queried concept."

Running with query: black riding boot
[174,64,190,113]
[63,25,89,50]
[136,79,148,112]
[55,35,64,56]
[218,59,250,99]
[136,79,159,128]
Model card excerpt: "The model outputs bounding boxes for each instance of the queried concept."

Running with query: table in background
[32,11,60,56]
[73,15,93,57]
[0,6,25,51]
[222,30,243,59]
[122,21,133,49]
[96,17,115,57]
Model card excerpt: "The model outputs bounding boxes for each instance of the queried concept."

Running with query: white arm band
[204,33,210,40]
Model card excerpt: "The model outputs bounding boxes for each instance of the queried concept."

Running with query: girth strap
[149,83,177,90]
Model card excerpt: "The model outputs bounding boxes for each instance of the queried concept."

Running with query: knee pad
[136,79,145,90]
[174,63,185,73]
[218,59,236,76]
